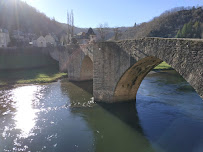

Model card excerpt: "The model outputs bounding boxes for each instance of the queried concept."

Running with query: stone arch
[80,55,93,81]
[111,38,203,102]
[113,56,162,102]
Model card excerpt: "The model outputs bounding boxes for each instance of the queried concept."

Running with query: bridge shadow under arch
[113,56,163,102]
[80,55,93,81]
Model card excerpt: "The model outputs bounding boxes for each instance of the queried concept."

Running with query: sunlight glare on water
[11,85,41,138]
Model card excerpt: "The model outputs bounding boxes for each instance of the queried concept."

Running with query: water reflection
[12,86,40,138]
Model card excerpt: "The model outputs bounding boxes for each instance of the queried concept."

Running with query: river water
[0,70,202,152]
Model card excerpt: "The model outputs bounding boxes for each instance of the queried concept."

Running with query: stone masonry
[51,37,203,102]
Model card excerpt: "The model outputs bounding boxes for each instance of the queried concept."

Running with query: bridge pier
[93,42,136,102]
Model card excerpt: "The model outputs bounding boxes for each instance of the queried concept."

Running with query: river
[0,70,202,152]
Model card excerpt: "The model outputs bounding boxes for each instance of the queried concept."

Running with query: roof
[87,28,96,35]
[77,32,85,36]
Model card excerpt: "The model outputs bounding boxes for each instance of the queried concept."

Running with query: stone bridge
[50,37,203,102]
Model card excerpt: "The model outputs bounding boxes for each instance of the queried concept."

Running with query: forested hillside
[0,0,86,35]
[121,7,203,39]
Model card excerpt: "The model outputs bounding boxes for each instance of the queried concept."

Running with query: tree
[97,23,109,41]
[186,21,193,37]
[67,9,74,43]
[181,23,188,37]
[176,29,181,38]
[176,21,202,38]
[193,21,201,38]
[70,10,74,36]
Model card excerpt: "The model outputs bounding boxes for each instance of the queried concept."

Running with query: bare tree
[70,10,74,36]
[67,9,74,43]
[97,23,109,41]
[67,10,70,44]
[113,27,122,41]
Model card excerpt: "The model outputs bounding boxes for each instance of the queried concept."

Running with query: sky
[22,0,203,28]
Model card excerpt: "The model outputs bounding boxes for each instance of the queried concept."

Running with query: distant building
[89,35,97,42]
[45,34,56,47]
[36,36,47,47]
[87,28,97,43]
[74,28,97,44]
[0,29,10,48]
[75,32,87,39]
[60,33,70,46]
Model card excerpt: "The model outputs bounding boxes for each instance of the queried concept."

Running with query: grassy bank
[154,61,172,70]
[0,65,67,86]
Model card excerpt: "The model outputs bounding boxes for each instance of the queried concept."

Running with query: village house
[74,32,89,44]
[0,29,10,48]
[45,34,56,47]
[33,36,47,47]
[74,28,97,44]
[88,28,97,43]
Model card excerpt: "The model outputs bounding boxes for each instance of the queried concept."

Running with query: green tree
[176,21,202,38]
[193,21,201,38]
[176,29,181,38]
[186,21,193,37]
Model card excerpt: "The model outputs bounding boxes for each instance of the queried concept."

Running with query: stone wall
[0,47,58,70]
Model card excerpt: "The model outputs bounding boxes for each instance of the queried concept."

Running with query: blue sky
[22,0,203,28]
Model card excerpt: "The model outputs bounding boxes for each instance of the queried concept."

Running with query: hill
[120,7,203,40]
[0,0,86,36]
[1,1,202,41]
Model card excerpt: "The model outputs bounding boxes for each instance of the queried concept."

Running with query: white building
[45,34,56,46]
[36,36,47,47]
[0,29,10,48]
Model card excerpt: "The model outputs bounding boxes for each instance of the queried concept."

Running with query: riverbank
[154,61,172,70]
[0,65,67,86]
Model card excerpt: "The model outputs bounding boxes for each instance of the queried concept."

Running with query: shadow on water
[68,80,142,133]
[61,80,156,152]
[70,80,93,95]
[97,101,143,132]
